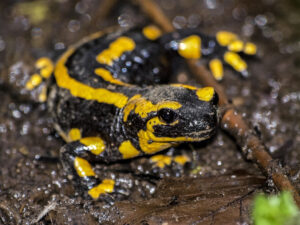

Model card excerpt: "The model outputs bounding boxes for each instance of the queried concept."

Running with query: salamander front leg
[59,139,127,201]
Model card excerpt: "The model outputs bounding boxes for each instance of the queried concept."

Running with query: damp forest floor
[0,0,300,224]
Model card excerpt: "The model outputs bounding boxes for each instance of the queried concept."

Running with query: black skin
[47,27,244,199]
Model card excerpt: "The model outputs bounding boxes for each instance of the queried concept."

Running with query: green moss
[252,191,299,225]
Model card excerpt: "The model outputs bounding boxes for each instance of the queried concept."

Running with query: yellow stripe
[138,116,204,154]
[80,137,105,155]
[96,36,135,66]
[119,140,140,159]
[171,83,197,90]
[88,179,115,199]
[138,129,173,154]
[54,47,129,108]
[94,68,131,86]
[73,157,95,177]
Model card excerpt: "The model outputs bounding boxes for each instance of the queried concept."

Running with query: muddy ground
[0,0,300,224]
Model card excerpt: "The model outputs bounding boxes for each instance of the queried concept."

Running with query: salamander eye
[158,108,178,124]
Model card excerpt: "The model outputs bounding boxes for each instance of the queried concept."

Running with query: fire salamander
[26,25,257,200]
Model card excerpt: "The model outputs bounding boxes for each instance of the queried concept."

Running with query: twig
[31,201,57,224]
[133,0,300,206]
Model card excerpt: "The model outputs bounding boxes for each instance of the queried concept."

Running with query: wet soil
[0,0,300,224]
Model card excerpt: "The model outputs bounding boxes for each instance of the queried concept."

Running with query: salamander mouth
[152,128,215,143]
[183,128,215,140]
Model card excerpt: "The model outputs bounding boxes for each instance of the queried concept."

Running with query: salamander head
[122,84,219,154]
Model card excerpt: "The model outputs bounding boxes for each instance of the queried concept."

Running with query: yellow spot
[178,35,201,59]
[123,95,182,122]
[224,51,247,72]
[25,73,42,90]
[94,68,131,86]
[173,155,190,165]
[119,140,140,159]
[209,59,224,81]
[68,128,81,141]
[96,36,136,66]
[171,83,197,90]
[150,155,172,168]
[55,47,129,108]
[88,179,115,199]
[196,87,215,101]
[228,40,244,52]
[35,57,54,79]
[74,157,95,177]
[38,86,47,102]
[142,25,162,40]
[80,137,105,155]
[216,31,238,46]
[244,42,257,55]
